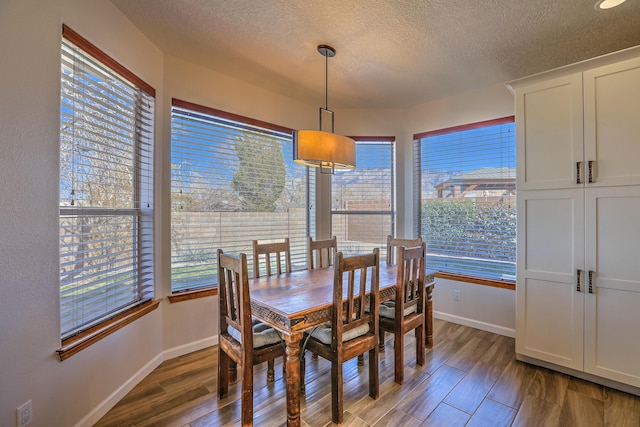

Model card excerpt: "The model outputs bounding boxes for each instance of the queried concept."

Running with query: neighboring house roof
[434,167,516,197]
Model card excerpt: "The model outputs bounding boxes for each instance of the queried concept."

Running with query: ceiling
[112,0,640,109]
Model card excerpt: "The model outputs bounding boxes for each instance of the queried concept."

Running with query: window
[414,117,516,283]
[331,138,395,257]
[170,99,312,292]
[59,26,155,339]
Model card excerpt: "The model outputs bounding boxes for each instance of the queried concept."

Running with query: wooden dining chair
[301,248,380,424]
[252,238,292,278]
[252,238,291,376]
[308,236,337,270]
[386,234,423,265]
[378,243,427,384]
[217,249,286,426]
[306,236,338,361]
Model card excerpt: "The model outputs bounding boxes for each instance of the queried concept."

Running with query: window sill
[434,272,516,290]
[57,299,161,361]
[167,286,218,303]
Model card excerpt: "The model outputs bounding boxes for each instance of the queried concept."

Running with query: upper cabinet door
[516,74,584,190]
[584,57,640,187]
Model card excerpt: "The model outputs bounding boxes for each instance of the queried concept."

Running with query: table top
[249,265,435,335]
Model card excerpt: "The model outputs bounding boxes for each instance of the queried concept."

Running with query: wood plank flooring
[95,319,640,426]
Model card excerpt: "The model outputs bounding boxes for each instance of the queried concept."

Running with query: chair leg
[267,359,275,382]
[416,324,425,366]
[378,329,386,352]
[241,362,254,426]
[369,347,379,399]
[358,354,364,366]
[312,352,318,360]
[331,359,344,424]
[217,347,229,399]
[394,330,404,385]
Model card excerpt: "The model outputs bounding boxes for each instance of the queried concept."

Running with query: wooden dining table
[249,264,436,426]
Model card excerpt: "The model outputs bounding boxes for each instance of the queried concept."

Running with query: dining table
[249,263,436,426]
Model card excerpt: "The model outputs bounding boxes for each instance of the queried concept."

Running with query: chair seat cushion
[309,322,370,345]
[379,301,417,319]
[229,322,282,348]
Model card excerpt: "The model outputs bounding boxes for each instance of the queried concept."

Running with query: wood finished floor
[95,319,640,426]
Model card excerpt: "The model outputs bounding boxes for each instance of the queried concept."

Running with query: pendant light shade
[293,130,356,171]
[294,45,356,174]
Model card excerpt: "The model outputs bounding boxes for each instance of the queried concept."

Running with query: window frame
[414,117,516,289]
[169,98,313,297]
[330,136,396,259]
[57,25,158,360]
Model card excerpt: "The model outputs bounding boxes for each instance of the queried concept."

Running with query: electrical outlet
[454,289,462,301]
[17,400,32,427]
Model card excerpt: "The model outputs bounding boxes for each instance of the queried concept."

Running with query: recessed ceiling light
[595,0,627,10]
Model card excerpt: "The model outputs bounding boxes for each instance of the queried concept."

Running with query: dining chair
[307,236,338,361]
[252,238,292,278]
[386,234,423,265]
[378,243,427,384]
[252,238,291,376]
[301,248,380,424]
[380,234,424,353]
[308,236,337,270]
[216,249,286,426]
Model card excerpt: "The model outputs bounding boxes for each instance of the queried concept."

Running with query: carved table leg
[284,332,303,427]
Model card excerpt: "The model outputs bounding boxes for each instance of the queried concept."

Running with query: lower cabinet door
[516,189,585,370]
[584,186,640,387]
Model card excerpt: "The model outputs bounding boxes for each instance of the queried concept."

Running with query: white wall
[0,1,165,426]
[0,1,516,425]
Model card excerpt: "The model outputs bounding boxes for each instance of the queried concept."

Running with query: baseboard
[434,311,516,338]
[163,335,218,360]
[74,335,218,427]
[74,353,163,427]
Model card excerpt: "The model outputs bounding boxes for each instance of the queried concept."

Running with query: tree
[231,132,286,212]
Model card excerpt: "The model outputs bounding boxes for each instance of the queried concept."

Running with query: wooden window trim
[435,271,516,290]
[168,286,218,303]
[57,299,160,361]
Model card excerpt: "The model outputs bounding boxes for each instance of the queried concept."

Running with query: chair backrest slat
[253,238,292,278]
[308,236,337,269]
[386,234,423,265]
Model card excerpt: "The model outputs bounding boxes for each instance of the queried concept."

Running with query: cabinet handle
[588,160,594,183]
[576,269,582,292]
[588,270,594,294]
[576,161,582,184]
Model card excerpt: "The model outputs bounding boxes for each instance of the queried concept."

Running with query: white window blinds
[59,26,155,339]
[170,100,312,292]
[331,138,395,258]
[414,118,516,282]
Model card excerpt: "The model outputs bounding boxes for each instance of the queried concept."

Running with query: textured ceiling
[112,0,640,109]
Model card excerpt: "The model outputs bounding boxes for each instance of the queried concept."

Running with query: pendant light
[293,44,356,174]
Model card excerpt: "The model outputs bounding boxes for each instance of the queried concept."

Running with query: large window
[59,26,155,339]
[331,138,395,257]
[414,118,516,283]
[170,100,312,292]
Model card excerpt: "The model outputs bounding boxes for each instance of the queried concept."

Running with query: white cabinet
[515,56,640,191]
[584,57,640,187]
[584,186,640,387]
[511,49,640,390]
[516,189,584,370]
[515,74,583,190]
